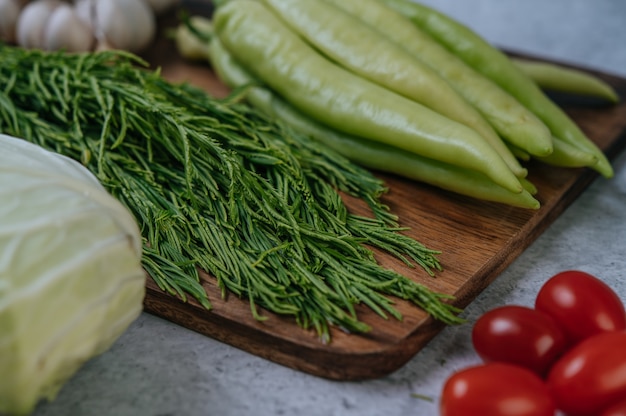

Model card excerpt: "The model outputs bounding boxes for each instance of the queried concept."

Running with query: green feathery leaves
[0,45,462,341]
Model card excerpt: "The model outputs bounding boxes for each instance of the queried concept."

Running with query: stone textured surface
[33,1,626,415]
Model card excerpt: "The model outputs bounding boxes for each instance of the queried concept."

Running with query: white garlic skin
[43,3,95,52]
[16,0,62,49]
[88,0,156,53]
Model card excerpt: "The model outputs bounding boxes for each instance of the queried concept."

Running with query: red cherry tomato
[602,398,626,416]
[472,305,567,375]
[535,270,626,344]
[547,331,626,416]
[440,362,556,416]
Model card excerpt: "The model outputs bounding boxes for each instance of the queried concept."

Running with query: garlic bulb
[76,0,156,53]
[9,0,165,54]
[15,0,62,49]
[105,0,155,53]
[43,3,95,52]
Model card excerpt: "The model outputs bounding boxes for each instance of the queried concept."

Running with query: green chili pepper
[534,137,598,168]
[213,0,524,193]
[323,0,553,159]
[380,0,614,178]
[194,25,540,209]
[512,58,619,103]
[259,0,526,179]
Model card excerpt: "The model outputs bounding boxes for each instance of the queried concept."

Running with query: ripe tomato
[547,331,626,416]
[472,305,567,375]
[535,270,626,344]
[602,398,626,416]
[440,362,556,416]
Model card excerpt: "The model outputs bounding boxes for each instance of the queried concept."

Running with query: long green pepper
[259,0,526,179]
[0,45,462,341]
[380,0,614,178]
[324,0,554,159]
[213,0,525,194]
[512,58,619,103]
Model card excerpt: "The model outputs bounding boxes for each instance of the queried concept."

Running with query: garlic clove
[121,0,157,52]
[15,0,63,49]
[74,0,96,33]
[43,3,95,52]
[93,0,156,53]
[92,0,134,51]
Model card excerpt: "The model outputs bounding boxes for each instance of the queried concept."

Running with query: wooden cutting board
[140,9,626,381]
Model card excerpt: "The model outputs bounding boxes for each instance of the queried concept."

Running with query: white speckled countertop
[33,1,626,415]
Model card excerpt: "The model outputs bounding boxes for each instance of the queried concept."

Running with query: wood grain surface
[140,10,626,380]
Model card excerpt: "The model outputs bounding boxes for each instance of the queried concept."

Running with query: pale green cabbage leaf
[0,134,146,415]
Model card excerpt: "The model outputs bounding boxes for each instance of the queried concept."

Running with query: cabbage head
[0,134,146,415]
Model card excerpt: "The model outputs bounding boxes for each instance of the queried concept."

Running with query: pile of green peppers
[176,0,619,209]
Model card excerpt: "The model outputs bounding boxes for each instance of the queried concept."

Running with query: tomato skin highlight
[535,270,626,345]
[602,398,626,416]
[547,331,626,416]
[472,305,567,375]
[440,362,556,416]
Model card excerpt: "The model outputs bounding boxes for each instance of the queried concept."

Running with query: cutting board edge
[144,282,447,380]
